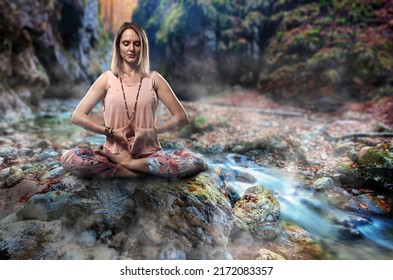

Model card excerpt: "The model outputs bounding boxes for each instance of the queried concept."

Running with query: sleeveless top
[103,70,162,155]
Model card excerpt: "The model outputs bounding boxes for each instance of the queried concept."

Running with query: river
[26,99,393,260]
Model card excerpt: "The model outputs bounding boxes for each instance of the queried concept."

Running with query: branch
[323,131,393,141]
[206,103,305,117]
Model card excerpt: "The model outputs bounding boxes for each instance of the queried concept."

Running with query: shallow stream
[23,99,393,260]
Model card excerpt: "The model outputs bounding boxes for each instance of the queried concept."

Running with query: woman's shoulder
[148,70,165,84]
[104,70,118,79]
[147,70,158,89]
[102,70,119,86]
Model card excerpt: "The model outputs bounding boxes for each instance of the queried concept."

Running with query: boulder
[233,186,283,240]
[0,220,62,260]
[134,174,234,252]
[358,147,393,192]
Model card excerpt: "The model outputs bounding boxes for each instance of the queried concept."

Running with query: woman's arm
[154,72,189,134]
[71,72,109,135]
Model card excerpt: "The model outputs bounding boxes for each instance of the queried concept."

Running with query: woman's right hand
[112,123,135,143]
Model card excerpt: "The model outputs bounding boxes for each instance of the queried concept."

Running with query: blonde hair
[110,22,150,77]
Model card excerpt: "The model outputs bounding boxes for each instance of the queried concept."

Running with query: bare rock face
[0,220,62,260]
[134,174,234,252]
[0,0,101,121]
[7,173,234,259]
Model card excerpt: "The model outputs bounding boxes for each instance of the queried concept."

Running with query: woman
[60,22,207,178]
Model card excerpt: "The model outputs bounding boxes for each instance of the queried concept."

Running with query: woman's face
[119,28,141,65]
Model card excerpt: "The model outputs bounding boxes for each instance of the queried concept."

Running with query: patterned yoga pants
[60,148,207,179]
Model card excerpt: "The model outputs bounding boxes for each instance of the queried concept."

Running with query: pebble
[46,161,60,170]
[36,152,51,161]
[34,140,52,150]
[314,177,334,191]
[6,168,24,188]
[19,148,33,157]
[41,166,65,180]
[49,151,59,157]
[33,148,42,154]
[207,143,225,154]
[0,167,11,180]
[0,147,17,157]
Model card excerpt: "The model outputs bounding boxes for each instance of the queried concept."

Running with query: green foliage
[156,3,184,43]
[330,0,384,23]
[136,0,393,98]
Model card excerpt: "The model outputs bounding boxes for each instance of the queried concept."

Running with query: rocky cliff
[133,0,393,109]
[0,0,106,121]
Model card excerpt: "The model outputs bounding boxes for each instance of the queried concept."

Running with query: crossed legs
[61,148,207,179]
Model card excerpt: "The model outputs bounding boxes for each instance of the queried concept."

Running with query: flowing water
[26,99,393,260]
[205,154,393,260]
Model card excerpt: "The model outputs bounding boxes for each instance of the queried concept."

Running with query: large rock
[259,222,325,260]
[0,220,62,260]
[228,222,325,260]
[233,186,283,240]
[17,176,137,232]
[134,174,234,253]
[0,0,103,120]
[358,147,393,192]
[13,173,234,259]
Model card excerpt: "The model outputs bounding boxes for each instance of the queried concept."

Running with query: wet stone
[235,171,257,183]
[218,181,241,207]
[36,151,51,161]
[18,148,33,157]
[49,151,59,157]
[0,167,11,181]
[158,245,187,260]
[34,140,52,150]
[41,166,65,180]
[0,220,62,260]
[333,142,355,157]
[0,147,17,157]
[313,177,334,191]
[16,191,71,221]
[343,194,392,216]
[256,249,286,260]
[33,148,42,154]
[5,168,24,188]
[233,186,283,240]
[46,161,60,170]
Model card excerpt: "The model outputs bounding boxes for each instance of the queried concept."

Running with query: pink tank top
[103,71,162,155]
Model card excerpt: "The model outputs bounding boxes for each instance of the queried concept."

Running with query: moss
[358,147,393,169]
[156,3,184,44]
[183,174,227,206]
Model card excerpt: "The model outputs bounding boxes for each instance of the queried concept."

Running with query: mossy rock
[358,147,393,169]
[233,186,283,240]
[358,147,393,192]
[333,161,361,186]
[333,141,355,157]
[134,174,234,252]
